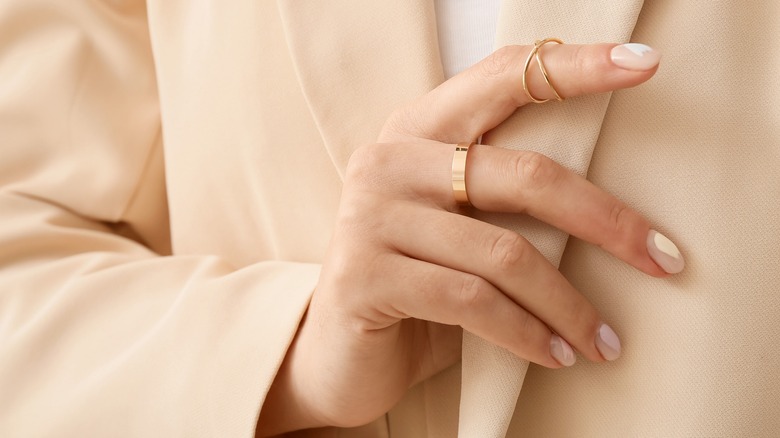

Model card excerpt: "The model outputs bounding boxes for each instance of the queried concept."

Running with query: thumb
[380,42,661,144]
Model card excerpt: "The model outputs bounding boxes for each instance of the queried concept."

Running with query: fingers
[380,42,660,144]
[350,142,683,277]
[384,204,611,363]
[378,254,566,368]
[465,145,681,276]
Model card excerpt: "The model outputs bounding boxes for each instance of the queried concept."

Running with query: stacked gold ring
[522,38,565,104]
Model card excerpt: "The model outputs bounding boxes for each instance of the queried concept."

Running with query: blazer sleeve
[0,1,318,436]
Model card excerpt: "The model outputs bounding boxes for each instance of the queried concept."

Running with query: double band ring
[452,142,474,205]
[522,38,565,104]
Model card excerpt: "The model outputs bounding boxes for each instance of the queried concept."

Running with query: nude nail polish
[647,229,685,274]
[595,323,621,361]
[550,334,576,366]
[610,43,661,71]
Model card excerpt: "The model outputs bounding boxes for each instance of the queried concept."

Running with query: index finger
[380,42,661,144]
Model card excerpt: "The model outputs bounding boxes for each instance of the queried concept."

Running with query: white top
[434,0,501,79]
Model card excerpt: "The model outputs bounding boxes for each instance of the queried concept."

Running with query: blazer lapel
[278,1,646,436]
[276,0,443,179]
[459,1,645,437]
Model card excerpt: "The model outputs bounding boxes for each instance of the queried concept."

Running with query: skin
[256,43,668,435]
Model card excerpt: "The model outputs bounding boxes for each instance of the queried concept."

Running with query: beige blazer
[1,0,778,436]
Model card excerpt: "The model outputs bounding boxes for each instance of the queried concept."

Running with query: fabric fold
[457,1,645,436]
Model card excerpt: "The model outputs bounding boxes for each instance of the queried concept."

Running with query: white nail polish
[610,43,661,71]
[550,334,576,367]
[647,230,685,274]
[595,323,621,361]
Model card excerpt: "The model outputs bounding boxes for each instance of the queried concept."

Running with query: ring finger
[383,202,617,363]
[376,254,570,368]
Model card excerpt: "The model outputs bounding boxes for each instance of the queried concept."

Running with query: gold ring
[452,142,473,204]
[522,38,565,104]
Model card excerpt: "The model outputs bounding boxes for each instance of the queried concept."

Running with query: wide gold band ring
[452,142,473,205]
[522,38,565,104]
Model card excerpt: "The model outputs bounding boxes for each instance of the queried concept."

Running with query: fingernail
[595,323,621,361]
[647,229,685,274]
[610,43,661,71]
[550,334,576,367]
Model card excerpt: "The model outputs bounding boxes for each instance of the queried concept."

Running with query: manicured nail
[550,334,576,367]
[595,323,621,361]
[610,43,661,71]
[647,229,685,274]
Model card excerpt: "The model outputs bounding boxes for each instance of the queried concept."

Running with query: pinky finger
[385,255,574,368]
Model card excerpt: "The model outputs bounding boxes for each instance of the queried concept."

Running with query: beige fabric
[0,1,329,436]
[1,1,778,437]
[459,1,644,436]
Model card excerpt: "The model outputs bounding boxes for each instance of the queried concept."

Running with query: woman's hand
[257,43,682,435]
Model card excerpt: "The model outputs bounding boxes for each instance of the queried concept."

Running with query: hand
[257,42,682,435]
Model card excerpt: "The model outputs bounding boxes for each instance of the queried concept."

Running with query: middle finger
[360,141,683,277]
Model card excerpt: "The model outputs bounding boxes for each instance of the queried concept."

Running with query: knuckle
[608,201,632,237]
[476,45,525,108]
[479,45,518,79]
[508,310,548,363]
[514,310,538,343]
[567,302,602,346]
[580,306,603,335]
[600,200,642,258]
[568,45,596,94]
[380,109,407,140]
[381,106,429,141]
[570,45,587,73]
[456,275,492,311]
[490,232,532,273]
[512,151,560,192]
[345,143,389,184]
